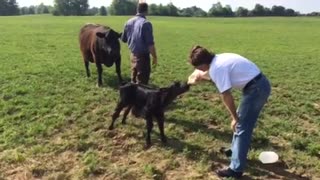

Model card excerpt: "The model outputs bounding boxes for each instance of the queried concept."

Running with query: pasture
[0,15,320,179]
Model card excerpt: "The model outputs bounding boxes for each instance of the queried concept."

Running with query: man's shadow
[103,74,161,90]
[246,159,310,180]
[102,73,130,90]
[163,117,310,180]
[166,117,233,142]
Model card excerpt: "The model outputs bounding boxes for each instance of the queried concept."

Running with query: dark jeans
[229,74,271,172]
[130,53,151,85]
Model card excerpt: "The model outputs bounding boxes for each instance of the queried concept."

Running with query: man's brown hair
[189,45,215,66]
[137,3,148,13]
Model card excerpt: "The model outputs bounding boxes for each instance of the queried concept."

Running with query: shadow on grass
[103,74,163,90]
[246,160,310,180]
[102,73,129,90]
[164,137,309,180]
[166,117,233,143]
[120,117,309,179]
[109,94,307,179]
[162,118,308,179]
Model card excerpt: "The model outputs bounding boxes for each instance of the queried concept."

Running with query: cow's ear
[113,31,121,38]
[110,29,121,38]
[96,32,106,38]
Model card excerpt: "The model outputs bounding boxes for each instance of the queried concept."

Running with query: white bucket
[259,151,279,164]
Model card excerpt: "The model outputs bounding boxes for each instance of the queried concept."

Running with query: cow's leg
[121,105,132,124]
[85,60,90,77]
[155,112,167,144]
[145,113,153,148]
[115,57,123,83]
[81,51,91,77]
[96,63,103,87]
[109,101,126,130]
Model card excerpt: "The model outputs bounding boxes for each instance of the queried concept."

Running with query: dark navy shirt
[121,14,154,54]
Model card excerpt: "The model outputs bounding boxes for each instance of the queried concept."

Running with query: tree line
[0,0,107,16]
[1,0,320,17]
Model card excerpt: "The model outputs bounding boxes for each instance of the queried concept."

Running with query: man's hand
[220,91,238,132]
[149,45,157,67]
[187,69,210,85]
[187,73,199,85]
[152,57,158,66]
[231,117,238,132]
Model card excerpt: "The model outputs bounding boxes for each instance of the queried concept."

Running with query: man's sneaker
[216,168,243,179]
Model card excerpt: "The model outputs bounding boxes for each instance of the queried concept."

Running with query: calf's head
[96,29,121,58]
[161,81,190,106]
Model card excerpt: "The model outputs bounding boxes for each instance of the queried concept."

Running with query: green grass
[0,15,320,179]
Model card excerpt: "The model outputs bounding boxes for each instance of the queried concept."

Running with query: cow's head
[160,81,190,107]
[96,29,121,58]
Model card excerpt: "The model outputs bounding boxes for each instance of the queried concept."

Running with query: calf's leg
[155,112,167,144]
[145,114,153,148]
[121,106,132,124]
[109,101,126,130]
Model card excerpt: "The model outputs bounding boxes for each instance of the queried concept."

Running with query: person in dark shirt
[121,2,158,85]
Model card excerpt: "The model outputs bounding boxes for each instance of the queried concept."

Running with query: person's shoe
[219,147,232,158]
[216,168,243,178]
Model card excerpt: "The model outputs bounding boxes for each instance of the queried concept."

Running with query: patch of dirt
[2,151,79,179]
[201,93,220,102]
[313,102,320,112]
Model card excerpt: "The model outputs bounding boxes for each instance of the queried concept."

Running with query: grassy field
[0,15,320,179]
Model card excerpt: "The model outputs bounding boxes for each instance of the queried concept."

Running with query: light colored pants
[229,74,271,172]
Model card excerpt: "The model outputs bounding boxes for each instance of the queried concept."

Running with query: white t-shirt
[209,53,261,93]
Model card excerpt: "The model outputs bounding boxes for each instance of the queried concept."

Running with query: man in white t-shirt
[188,45,271,178]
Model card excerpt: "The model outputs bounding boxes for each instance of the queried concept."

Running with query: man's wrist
[232,116,238,121]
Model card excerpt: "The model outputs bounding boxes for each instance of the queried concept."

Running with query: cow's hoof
[108,126,114,130]
[144,144,151,150]
[161,137,167,144]
[121,121,126,125]
[96,83,103,87]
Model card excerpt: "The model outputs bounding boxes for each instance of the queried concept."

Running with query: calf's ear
[96,32,106,38]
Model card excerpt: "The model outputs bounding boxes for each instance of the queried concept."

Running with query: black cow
[109,81,190,147]
[79,23,123,87]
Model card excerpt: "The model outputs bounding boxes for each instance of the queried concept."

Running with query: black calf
[109,81,190,147]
